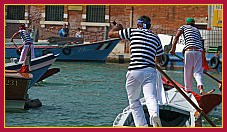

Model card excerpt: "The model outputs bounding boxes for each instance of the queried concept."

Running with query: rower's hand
[169,49,175,55]
[17,45,23,51]
[112,23,123,31]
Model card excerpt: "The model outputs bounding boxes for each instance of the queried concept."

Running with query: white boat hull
[113,89,198,127]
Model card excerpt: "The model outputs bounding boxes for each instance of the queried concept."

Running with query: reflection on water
[5,61,222,127]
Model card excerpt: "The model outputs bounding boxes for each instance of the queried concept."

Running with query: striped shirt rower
[10,24,35,62]
[19,29,33,45]
[108,15,164,127]
[169,18,205,95]
[179,24,203,51]
[119,28,164,70]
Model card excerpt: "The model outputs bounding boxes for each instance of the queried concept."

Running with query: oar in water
[155,64,217,127]
[174,54,222,93]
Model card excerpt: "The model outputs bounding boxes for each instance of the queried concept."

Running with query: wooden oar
[174,54,222,92]
[37,68,60,82]
[12,41,22,55]
[155,64,216,127]
[12,41,18,48]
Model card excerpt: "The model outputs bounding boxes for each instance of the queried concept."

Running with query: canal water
[5,61,222,127]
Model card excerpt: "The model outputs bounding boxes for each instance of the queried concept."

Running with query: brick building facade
[5,5,208,41]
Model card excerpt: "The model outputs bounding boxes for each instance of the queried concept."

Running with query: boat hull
[5,71,33,110]
[5,53,59,88]
[113,89,197,127]
[5,38,120,61]
[113,76,222,127]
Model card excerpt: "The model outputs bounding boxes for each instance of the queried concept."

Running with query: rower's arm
[170,30,182,55]
[10,31,20,42]
[108,24,123,38]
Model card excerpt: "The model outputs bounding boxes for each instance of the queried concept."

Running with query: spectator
[58,23,69,37]
[75,28,84,38]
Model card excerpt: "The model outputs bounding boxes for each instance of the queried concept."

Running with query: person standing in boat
[169,18,205,95]
[108,15,164,127]
[10,24,35,62]
[58,23,69,37]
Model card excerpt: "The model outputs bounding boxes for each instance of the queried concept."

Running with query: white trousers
[125,67,159,126]
[184,51,204,91]
[19,44,35,62]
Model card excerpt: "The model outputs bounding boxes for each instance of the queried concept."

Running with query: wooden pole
[156,64,216,127]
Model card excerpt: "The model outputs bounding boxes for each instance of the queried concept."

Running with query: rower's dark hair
[19,24,26,30]
[138,15,151,29]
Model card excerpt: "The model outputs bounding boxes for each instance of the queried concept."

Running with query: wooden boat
[47,36,84,44]
[113,76,222,127]
[5,53,59,88]
[5,38,120,62]
[5,70,33,110]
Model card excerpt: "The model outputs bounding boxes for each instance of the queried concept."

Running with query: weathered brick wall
[110,5,208,35]
[29,6,42,29]
[108,5,208,53]
[6,5,208,42]
[67,9,83,38]
[110,5,127,26]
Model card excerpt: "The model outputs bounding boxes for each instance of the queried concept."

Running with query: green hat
[186,18,195,23]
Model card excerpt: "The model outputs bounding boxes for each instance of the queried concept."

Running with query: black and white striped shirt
[19,29,33,44]
[119,28,164,70]
[179,25,203,50]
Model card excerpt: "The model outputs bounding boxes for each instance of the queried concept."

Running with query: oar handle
[174,54,184,62]
[155,64,216,127]
[12,41,18,48]
[203,72,222,84]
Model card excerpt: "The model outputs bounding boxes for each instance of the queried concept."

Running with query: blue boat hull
[6,38,120,61]
[5,54,59,88]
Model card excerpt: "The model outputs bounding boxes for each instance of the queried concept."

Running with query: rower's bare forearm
[108,24,123,38]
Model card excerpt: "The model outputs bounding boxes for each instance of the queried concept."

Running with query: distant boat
[5,38,120,62]
[5,53,59,88]
[5,70,32,110]
[113,76,222,127]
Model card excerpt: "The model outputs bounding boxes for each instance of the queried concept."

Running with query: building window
[6,5,25,20]
[45,5,64,21]
[86,5,106,23]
